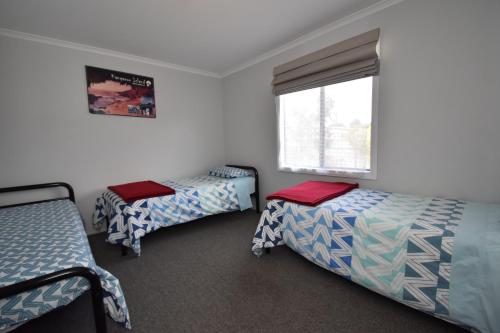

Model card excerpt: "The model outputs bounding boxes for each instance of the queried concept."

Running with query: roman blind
[272,28,380,96]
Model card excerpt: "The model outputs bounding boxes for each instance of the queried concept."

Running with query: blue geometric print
[252,188,473,328]
[403,198,465,316]
[252,192,383,278]
[0,200,130,331]
[93,176,240,255]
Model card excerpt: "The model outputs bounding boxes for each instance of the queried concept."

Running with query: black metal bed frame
[0,182,75,209]
[117,165,260,256]
[0,182,108,333]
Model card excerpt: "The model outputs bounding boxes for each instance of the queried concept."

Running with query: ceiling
[0,0,382,75]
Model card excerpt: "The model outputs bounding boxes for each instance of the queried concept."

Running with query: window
[277,76,377,179]
[272,29,380,179]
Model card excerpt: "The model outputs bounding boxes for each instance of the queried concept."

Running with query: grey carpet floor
[14,210,466,333]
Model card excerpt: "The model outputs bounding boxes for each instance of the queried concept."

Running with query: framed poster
[85,66,156,118]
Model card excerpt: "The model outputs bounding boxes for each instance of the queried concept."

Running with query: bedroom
[0,0,499,332]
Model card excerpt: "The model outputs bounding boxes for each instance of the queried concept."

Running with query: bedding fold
[108,180,175,203]
[448,202,500,333]
[266,181,358,206]
[231,177,255,211]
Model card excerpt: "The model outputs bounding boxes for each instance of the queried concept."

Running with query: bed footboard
[0,267,107,333]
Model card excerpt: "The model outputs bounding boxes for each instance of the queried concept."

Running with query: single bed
[93,165,259,255]
[0,183,130,333]
[252,188,500,333]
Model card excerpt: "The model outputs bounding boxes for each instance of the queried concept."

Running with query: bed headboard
[0,182,75,209]
[225,165,260,213]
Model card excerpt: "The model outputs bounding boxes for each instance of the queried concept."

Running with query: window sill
[278,166,377,180]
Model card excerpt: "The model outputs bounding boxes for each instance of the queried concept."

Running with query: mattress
[94,175,255,255]
[252,188,500,333]
[0,200,130,331]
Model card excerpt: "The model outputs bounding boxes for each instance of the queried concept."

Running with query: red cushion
[266,181,358,206]
[108,180,175,203]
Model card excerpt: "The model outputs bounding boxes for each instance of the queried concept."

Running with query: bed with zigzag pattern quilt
[94,175,253,255]
[0,200,131,331]
[252,188,500,333]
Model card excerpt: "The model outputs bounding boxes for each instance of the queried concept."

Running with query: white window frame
[276,77,379,180]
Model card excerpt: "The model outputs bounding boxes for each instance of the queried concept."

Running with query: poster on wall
[85,66,156,118]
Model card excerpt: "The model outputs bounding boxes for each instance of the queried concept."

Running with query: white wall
[2,0,500,235]
[222,0,500,204]
[0,35,226,232]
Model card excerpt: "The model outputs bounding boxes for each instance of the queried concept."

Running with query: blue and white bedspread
[0,200,131,332]
[94,176,254,255]
[252,189,500,333]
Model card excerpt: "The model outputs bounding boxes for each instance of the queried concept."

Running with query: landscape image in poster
[86,66,156,118]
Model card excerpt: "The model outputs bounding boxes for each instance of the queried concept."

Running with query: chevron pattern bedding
[0,200,131,331]
[252,188,500,332]
[94,176,242,255]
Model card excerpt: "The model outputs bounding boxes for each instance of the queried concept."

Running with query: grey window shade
[272,28,380,96]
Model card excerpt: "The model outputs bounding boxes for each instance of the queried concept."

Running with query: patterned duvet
[94,176,251,255]
[252,189,500,333]
[0,200,130,331]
